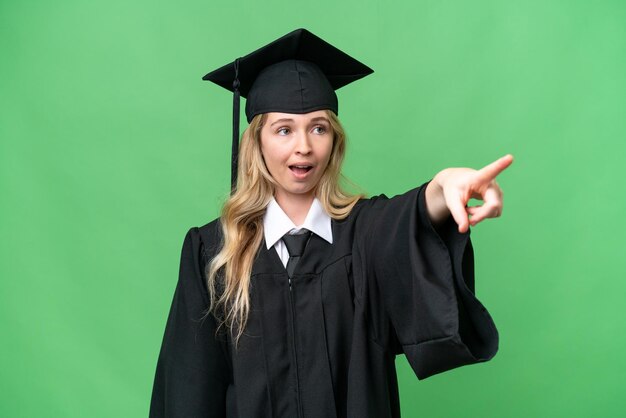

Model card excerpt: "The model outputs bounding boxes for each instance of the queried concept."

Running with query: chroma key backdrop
[1,1,625,417]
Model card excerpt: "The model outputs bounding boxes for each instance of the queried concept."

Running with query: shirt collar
[263,197,333,249]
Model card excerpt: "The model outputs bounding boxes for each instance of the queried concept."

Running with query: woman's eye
[277,127,290,135]
[313,126,327,134]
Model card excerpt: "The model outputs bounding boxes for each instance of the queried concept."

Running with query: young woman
[150,29,512,418]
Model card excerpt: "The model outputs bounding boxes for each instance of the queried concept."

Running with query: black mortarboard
[202,28,373,192]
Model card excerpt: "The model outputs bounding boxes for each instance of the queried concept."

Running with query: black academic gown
[149,181,499,418]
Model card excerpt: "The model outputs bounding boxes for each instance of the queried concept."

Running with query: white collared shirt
[263,197,333,267]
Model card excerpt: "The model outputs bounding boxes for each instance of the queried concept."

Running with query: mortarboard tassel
[231,58,241,194]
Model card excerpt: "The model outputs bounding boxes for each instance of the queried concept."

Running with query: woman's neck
[274,191,315,226]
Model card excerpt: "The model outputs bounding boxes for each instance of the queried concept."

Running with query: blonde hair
[206,110,362,346]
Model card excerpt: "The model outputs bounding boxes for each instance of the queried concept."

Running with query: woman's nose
[294,131,312,154]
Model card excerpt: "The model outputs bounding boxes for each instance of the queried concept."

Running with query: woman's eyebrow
[269,117,330,127]
[310,117,330,124]
[270,118,294,127]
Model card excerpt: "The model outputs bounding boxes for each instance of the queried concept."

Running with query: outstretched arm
[425,154,514,233]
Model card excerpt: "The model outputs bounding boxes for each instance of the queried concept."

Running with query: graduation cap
[202,28,374,192]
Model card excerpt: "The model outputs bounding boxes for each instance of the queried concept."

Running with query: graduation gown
[149,181,499,418]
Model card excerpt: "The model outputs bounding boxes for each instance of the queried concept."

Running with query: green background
[2,0,625,416]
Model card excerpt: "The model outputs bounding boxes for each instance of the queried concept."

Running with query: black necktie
[282,231,312,280]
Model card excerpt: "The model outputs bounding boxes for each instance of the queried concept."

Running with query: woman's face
[260,110,334,203]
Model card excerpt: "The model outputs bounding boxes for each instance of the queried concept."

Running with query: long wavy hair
[206,109,363,347]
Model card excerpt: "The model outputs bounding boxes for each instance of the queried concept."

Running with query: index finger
[476,154,514,181]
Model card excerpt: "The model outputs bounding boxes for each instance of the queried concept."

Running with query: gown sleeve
[358,180,499,380]
[149,227,231,417]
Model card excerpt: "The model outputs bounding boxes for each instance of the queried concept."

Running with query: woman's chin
[275,186,316,201]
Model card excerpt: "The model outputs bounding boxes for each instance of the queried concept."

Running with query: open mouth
[289,165,313,175]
